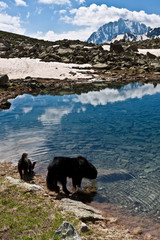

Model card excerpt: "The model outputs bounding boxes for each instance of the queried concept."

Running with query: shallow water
[0,82,160,222]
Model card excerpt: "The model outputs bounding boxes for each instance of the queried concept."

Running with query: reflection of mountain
[74,83,160,106]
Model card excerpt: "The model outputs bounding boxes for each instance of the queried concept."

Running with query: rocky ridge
[0,30,160,110]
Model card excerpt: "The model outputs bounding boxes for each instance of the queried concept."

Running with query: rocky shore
[0,30,160,110]
[0,161,153,240]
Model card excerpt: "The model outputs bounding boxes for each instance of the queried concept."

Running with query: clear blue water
[0,82,160,220]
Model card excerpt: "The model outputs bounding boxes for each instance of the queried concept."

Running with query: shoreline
[1,161,159,240]
[1,57,160,111]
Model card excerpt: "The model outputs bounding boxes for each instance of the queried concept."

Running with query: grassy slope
[0,177,81,240]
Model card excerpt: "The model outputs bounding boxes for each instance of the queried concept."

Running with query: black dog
[18,153,36,179]
[46,156,97,195]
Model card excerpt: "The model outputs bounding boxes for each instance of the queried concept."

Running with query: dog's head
[77,156,97,179]
[21,153,28,160]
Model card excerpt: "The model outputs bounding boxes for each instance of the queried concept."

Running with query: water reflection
[74,83,160,106]
[0,82,160,221]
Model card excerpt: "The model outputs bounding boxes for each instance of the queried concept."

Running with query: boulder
[80,222,90,233]
[147,52,157,59]
[126,44,138,52]
[110,43,124,53]
[151,63,160,72]
[53,221,81,240]
[58,48,73,55]
[0,42,10,51]
[60,198,104,222]
[0,74,9,87]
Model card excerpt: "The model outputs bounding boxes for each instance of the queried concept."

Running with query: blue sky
[0,0,160,41]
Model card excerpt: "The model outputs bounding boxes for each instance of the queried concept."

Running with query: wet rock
[60,198,104,222]
[53,221,81,240]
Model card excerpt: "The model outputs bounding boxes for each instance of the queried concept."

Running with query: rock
[92,63,111,70]
[0,74,9,87]
[110,43,124,53]
[132,227,142,235]
[126,44,138,52]
[98,169,134,183]
[75,55,86,64]
[0,42,10,51]
[80,222,90,233]
[144,233,152,240]
[6,176,44,191]
[60,198,104,222]
[147,52,157,59]
[53,221,81,240]
[151,63,160,72]
[58,48,73,55]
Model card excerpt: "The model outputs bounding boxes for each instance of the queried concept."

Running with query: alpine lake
[0,82,160,226]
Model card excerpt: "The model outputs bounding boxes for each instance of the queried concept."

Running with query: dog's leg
[46,173,60,193]
[72,177,82,193]
[18,166,23,179]
[60,176,71,195]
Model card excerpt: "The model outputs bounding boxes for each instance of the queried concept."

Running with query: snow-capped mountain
[110,27,160,42]
[111,32,148,42]
[147,27,160,38]
[87,18,151,44]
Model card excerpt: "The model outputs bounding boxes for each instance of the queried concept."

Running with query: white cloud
[38,0,71,5]
[36,7,42,15]
[26,12,30,19]
[33,27,94,41]
[75,0,85,4]
[23,107,32,114]
[15,0,27,7]
[39,4,160,41]
[0,13,25,34]
[59,9,67,14]
[68,4,160,29]
[0,1,8,11]
[38,107,73,125]
[74,83,160,107]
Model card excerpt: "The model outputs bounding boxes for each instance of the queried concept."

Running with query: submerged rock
[97,169,134,183]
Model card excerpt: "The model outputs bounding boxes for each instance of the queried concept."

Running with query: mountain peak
[87,18,151,44]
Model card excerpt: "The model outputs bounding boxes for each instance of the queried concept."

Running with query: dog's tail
[46,172,60,193]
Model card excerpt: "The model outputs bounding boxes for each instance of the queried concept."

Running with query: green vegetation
[0,177,80,240]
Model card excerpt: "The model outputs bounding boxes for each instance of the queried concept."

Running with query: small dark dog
[46,156,97,195]
[18,153,36,179]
